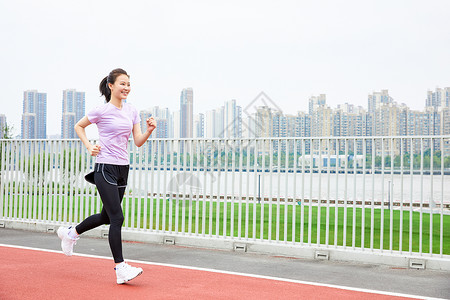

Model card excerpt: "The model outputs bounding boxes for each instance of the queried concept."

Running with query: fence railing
[1,136,450,259]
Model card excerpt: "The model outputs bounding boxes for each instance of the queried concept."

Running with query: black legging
[76,168,126,263]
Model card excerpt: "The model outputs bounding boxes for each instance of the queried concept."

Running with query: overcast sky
[1,0,449,137]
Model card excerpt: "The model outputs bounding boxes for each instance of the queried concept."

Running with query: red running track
[0,245,420,300]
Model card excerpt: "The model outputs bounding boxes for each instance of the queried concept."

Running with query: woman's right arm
[74,116,101,156]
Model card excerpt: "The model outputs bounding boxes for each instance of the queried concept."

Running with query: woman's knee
[110,213,124,227]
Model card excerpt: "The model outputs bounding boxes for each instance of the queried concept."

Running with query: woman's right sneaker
[115,263,143,284]
[57,226,79,256]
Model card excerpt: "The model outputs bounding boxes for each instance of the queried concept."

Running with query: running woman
[57,68,156,284]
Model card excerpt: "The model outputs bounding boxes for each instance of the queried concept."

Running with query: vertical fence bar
[5,141,13,219]
[158,140,164,232]
[12,141,19,219]
[168,140,174,233]
[218,140,224,238]
[182,140,187,234]
[37,141,43,221]
[195,139,201,235]
[399,138,404,253]
[245,139,251,240]
[150,140,156,231]
[231,139,236,239]
[33,141,39,221]
[284,139,289,243]
[292,139,298,244]
[419,138,424,254]
[361,138,366,250]
[78,141,85,223]
[308,138,313,246]
[86,140,94,222]
[175,140,181,233]
[18,141,25,221]
[300,139,305,245]
[202,139,207,236]
[343,139,348,248]
[0,141,5,219]
[188,140,194,235]
[268,139,273,242]
[380,138,385,252]
[440,137,444,257]
[10,141,16,219]
[238,139,243,240]
[335,138,339,248]
[325,138,331,247]
[208,139,214,237]
[24,141,31,220]
[352,138,357,249]
[143,141,149,231]
[409,138,414,254]
[25,141,31,220]
[162,140,168,232]
[127,142,134,229]
[370,138,375,251]
[429,138,434,255]
[6,142,14,218]
[68,140,75,223]
[276,139,281,242]
[74,141,81,224]
[138,141,144,230]
[260,139,266,241]
[317,139,322,246]
[389,137,394,253]
[223,140,228,238]
[56,141,63,222]
[252,139,258,240]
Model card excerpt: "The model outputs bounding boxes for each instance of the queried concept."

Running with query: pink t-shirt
[87,102,141,165]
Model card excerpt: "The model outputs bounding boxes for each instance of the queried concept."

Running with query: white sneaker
[115,263,143,284]
[57,226,79,256]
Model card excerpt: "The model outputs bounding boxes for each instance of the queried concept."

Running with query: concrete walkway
[1,228,449,299]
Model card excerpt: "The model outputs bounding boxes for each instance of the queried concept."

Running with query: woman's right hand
[88,144,101,156]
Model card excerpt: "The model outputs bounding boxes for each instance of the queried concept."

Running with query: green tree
[1,124,14,139]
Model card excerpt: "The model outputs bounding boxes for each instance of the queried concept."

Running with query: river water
[127,169,449,205]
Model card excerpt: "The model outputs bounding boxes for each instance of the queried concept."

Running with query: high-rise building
[140,106,171,139]
[180,88,193,138]
[61,89,85,139]
[368,90,393,113]
[173,110,180,139]
[205,110,215,138]
[205,107,224,138]
[194,113,204,138]
[308,94,326,115]
[426,87,450,108]
[22,90,47,139]
[224,99,242,138]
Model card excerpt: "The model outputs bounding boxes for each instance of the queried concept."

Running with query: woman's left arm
[132,117,157,147]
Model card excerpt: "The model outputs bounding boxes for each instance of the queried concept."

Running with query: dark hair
[99,68,129,102]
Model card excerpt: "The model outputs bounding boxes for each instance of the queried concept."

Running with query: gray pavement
[1,228,449,299]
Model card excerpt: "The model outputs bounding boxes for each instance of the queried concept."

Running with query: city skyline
[4,85,450,139]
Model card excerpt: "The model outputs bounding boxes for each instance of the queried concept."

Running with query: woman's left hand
[147,117,157,133]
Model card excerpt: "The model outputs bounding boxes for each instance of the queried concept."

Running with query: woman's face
[109,74,130,100]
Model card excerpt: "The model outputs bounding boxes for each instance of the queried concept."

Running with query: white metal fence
[1,136,450,262]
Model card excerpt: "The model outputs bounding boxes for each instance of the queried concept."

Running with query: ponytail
[99,76,111,102]
[99,68,129,103]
